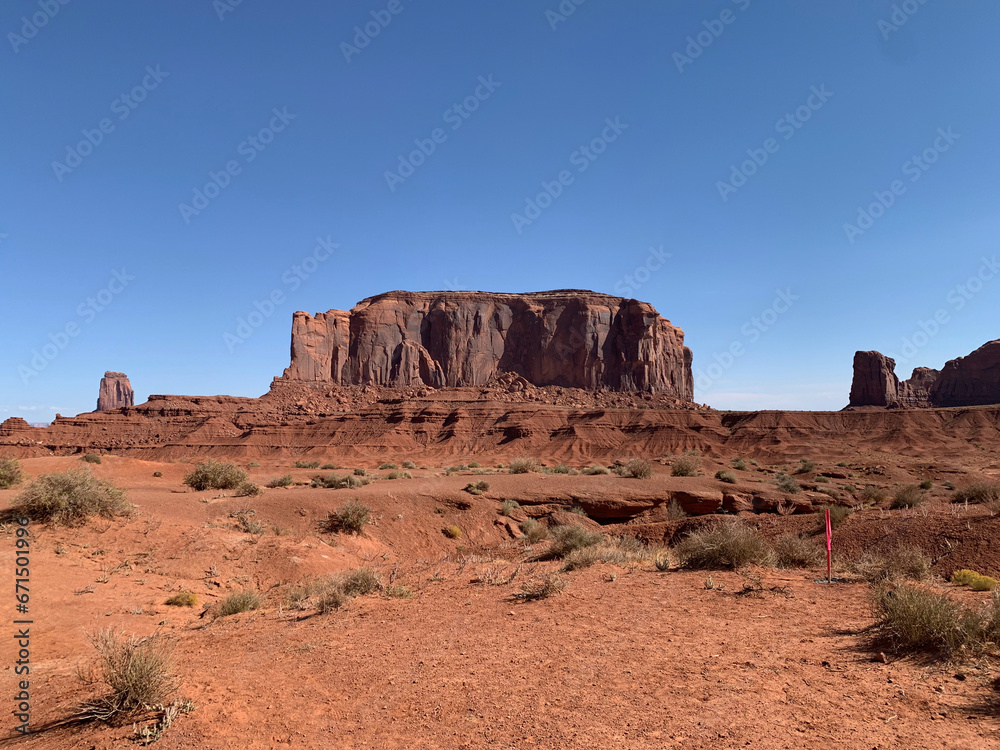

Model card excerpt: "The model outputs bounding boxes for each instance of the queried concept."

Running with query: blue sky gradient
[2,0,998,421]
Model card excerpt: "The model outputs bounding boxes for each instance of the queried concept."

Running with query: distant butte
[96,371,135,412]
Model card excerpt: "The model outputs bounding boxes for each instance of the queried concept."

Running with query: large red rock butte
[848,340,1000,408]
[283,290,694,400]
[96,371,134,412]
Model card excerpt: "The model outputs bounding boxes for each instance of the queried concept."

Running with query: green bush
[731,458,747,471]
[775,474,800,494]
[919,480,933,490]
[581,465,610,475]
[615,458,653,479]
[715,470,737,484]
[674,520,776,569]
[266,474,294,488]
[11,469,131,526]
[463,480,490,495]
[0,457,24,489]
[795,459,816,475]
[519,518,547,543]
[218,590,260,616]
[294,461,320,469]
[891,485,926,509]
[670,456,699,477]
[152,471,163,478]
[184,461,247,491]
[950,569,998,591]
[82,454,102,464]
[323,499,370,535]
[509,458,540,474]
[468,462,481,469]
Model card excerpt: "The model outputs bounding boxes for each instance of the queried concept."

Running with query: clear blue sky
[2,0,998,422]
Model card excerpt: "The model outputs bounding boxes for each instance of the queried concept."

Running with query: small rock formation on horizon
[848,340,1000,408]
[97,371,135,412]
[282,290,694,400]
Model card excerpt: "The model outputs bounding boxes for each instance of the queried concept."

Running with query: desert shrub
[519,518,547,543]
[385,585,413,599]
[443,525,462,539]
[852,546,931,583]
[514,574,566,601]
[499,499,521,516]
[323,499,370,534]
[11,469,131,526]
[674,520,775,569]
[775,473,800,494]
[152,471,163,478]
[311,474,367,489]
[547,525,602,559]
[566,505,587,516]
[671,456,699,477]
[951,569,998,591]
[321,464,340,470]
[232,509,265,535]
[819,504,853,529]
[402,461,417,469]
[664,500,687,521]
[0,457,24,489]
[919,480,933,490]
[795,459,816,475]
[317,587,349,613]
[815,476,830,484]
[731,458,747,471]
[463,480,490,495]
[859,485,887,506]
[891,485,926,509]
[248,461,260,468]
[509,458,540,474]
[294,460,320,469]
[184,461,246,491]
[614,458,652,479]
[219,590,260,616]
[386,470,411,480]
[953,481,1000,505]
[951,569,980,586]
[560,545,604,571]
[815,487,841,501]
[549,463,571,475]
[267,474,293,488]
[774,534,825,568]
[84,629,177,719]
[82,454,102,464]
[872,585,998,658]
[339,568,382,596]
[234,482,263,497]
[379,462,398,470]
[353,468,367,477]
[165,592,198,607]
[943,480,955,491]
[715,470,737,484]
[582,465,610,475]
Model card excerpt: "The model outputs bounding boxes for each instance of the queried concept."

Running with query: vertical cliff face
[96,372,135,412]
[283,290,694,400]
[848,340,1000,408]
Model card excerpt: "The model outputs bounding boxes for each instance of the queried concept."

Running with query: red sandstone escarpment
[282,290,694,400]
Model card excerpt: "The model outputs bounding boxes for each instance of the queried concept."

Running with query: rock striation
[97,372,135,412]
[848,340,1000,408]
[282,290,694,400]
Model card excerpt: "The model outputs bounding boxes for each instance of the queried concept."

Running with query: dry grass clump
[951,569,999,591]
[164,592,198,607]
[560,536,648,572]
[322,499,370,535]
[442,525,462,539]
[664,500,687,520]
[819,504,853,529]
[518,517,548,543]
[11,469,131,526]
[81,629,177,721]
[82,453,102,464]
[514,573,566,601]
[509,458,540,474]
[953,481,1000,507]
[582,465,610,475]
[289,568,383,613]
[0,457,24,489]
[266,474,293,488]
[311,473,368,489]
[184,461,246,491]
[499,499,521,516]
[891,484,926,509]
[463,480,490,495]
[851,546,931,583]
[294,460,321,469]
[859,485,887,506]
[774,534,825,569]
[731,458,747,471]
[715,470,737,484]
[872,585,1000,658]
[674,520,776,569]
[234,481,263,497]
[670,456,699,477]
[218,590,260,616]
[546,524,602,559]
[775,473,800,494]
[615,458,653,479]
[385,470,412,480]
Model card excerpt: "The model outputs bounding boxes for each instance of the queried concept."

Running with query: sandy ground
[1,455,998,749]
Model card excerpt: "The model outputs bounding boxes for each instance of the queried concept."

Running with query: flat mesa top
[357,289,633,305]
